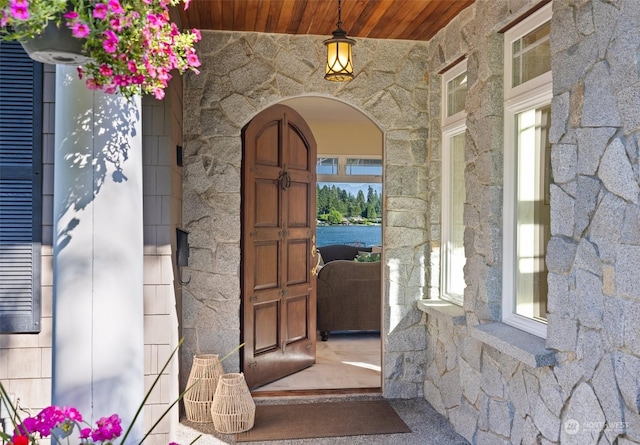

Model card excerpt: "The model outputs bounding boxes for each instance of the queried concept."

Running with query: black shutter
[0,41,43,333]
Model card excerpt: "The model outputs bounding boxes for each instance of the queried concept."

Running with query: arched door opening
[245,97,385,394]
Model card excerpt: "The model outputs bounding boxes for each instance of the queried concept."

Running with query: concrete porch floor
[177,396,470,445]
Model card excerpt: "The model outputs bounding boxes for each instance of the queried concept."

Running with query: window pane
[317,157,338,175]
[346,158,382,175]
[515,105,551,322]
[512,22,550,88]
[445,132,466,299]
[447,71,467,117]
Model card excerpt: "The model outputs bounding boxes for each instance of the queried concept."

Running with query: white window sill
[417,299,466,326]
[471,322,556,368]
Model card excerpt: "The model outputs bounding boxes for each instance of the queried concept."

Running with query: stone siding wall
[182,31,432,397]
[423,0,640,444]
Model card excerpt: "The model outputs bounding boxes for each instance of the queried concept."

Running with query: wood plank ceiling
[178,0,475,42]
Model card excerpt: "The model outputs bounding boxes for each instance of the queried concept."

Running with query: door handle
[311,235,320,276]
[279,170,291,190]
[312,250,321,276]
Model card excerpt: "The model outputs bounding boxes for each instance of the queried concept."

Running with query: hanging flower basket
[19,18,90,65]
[0,0,201,99]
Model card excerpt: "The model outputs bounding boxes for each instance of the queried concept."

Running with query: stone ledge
[417,299,466,325]
[471,322,556,368]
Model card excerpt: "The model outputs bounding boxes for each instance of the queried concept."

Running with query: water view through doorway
[316,225,382,247]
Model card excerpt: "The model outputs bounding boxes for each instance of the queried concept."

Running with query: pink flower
[146,13,164,27]
[152,87,165,100]
[145,63,157,78]
[186,51,200,67]
[91,414,122,442]
[102,30,118,53]
[9,0,29,20]
[99,64,113,77]
[103,39,117,52]
[107,0,124,14]
[79,428,91,439]
[113,75,130,86]
[109,17,123,31]
[92,3,108,19]
[16,418,35,436]
[127,60,137,73]
[62,407,82,423]
[20,406,66,437]
[86,79,101,90]
[183,0,191,10]
[192,28,201,41]
[63,11,78,20]
[71,22,90,39]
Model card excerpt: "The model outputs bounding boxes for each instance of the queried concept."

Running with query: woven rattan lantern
[210,373,256,433]
[184,354,224,423]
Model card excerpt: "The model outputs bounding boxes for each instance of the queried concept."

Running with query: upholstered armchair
[316,245,381,341]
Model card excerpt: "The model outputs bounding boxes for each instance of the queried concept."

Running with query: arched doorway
[182,31,431,400]
[246,97,385,393]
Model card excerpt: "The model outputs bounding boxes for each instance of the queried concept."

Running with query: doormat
[235,399,411,442]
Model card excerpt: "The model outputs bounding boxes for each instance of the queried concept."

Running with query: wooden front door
[241,104,318,389]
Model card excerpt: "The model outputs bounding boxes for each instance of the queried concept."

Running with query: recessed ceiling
[179,0,475,42]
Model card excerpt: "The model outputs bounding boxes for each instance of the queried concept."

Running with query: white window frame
[316,154,382,184]
[502,3,552,338]
[504,5,552,103]
[440,59,467,306]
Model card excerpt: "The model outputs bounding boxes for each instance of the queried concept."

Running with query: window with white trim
[316,155,382,184]
[503,3,552,337]
[441,60,467,306]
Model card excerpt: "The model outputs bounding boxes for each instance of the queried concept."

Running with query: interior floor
[252,332,381,393]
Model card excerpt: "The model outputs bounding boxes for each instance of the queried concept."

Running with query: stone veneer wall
[422,0,640,444]
[182,31,432,397]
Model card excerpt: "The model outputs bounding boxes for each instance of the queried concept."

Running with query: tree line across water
[316,184,382,225]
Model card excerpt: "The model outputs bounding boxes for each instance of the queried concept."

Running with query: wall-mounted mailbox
[176,228,189,267]
[176,228,190,284]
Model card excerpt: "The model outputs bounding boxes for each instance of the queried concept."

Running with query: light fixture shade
[324,28,356,82]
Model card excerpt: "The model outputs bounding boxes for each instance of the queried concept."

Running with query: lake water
[316,225,382,247]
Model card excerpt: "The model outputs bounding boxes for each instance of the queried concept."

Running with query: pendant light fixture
[323,0,356,82]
